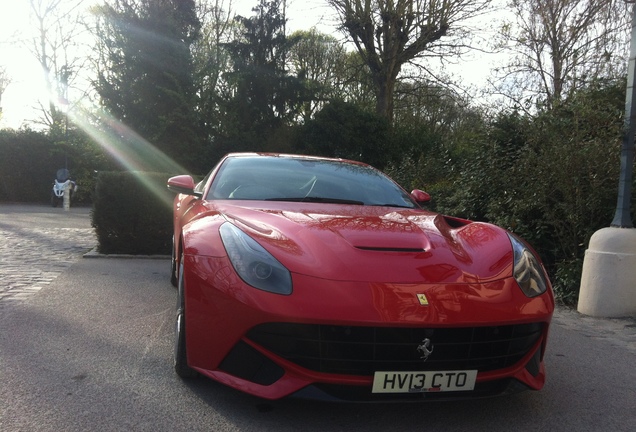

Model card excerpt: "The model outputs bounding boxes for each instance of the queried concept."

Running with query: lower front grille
[247,323,543,376]
[293,378,530,402]
[219,340,285,385]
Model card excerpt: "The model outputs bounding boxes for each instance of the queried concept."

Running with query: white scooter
[51,168,77,208]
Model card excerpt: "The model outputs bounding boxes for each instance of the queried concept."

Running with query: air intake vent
[355,246,426,252]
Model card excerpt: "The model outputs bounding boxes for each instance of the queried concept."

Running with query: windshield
[207,155,417,208]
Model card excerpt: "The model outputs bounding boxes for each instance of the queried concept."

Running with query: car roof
[222,152,370,167]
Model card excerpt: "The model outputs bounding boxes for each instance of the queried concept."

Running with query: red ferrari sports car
[167,153,554,401]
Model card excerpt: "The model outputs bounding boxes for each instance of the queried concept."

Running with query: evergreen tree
[219,0,307,150]
[94,0,203,172]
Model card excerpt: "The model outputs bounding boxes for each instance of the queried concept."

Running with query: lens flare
[64,102,191,206]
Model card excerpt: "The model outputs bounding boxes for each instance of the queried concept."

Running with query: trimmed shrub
[0,128,112,205]
[92,171,174,255]
[0,129,59,203]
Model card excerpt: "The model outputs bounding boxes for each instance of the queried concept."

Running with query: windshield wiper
[369,203,415,209]
[266,197,365,205]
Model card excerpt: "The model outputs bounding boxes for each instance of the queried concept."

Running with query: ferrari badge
[417,293,429,306]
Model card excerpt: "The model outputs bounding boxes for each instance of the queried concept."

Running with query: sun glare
[66,103,191,205]
[1,0,192,206]
[0,2,49,129]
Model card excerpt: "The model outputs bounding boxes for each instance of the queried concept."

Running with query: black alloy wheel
[174,253,198,379]
[170,236,178,287]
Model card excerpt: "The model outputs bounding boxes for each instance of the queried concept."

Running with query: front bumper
[184,255,554,401]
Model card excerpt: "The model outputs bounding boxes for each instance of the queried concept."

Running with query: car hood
[212,202,514,284]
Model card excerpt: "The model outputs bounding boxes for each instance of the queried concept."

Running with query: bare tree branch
[27,0,91,128]
[327,0,493,121]
[494,0,630,110]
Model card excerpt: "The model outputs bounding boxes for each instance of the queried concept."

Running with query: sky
[0,1,50,129]
[0,0,502,130]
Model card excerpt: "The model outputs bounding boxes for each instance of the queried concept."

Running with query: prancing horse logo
[417,338,434,362]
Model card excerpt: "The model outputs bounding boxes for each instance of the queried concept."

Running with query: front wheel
[174,254,197,379]
[170,236,178,287]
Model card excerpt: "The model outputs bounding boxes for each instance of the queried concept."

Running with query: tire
[174,254,198,379]
[170,236,178,287]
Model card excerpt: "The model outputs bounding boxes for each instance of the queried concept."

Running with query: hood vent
[443,215,470,228]
[355,246,426,253]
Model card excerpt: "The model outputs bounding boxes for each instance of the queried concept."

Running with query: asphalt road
[1,204,636,432]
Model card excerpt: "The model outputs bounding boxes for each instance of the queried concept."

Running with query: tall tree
[336,51,376,111]
[0,67,10,121]
[287,28,349,122]
[220,0,306,143]
[93,0,202,171]
[28,0,90,129]
[497,0,630,109]
[191,0,238,138]
[327,0,493,121]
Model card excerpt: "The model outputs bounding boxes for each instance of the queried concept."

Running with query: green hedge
[92,171,174,255]
[0,128,112,205]
[0,130,59,203]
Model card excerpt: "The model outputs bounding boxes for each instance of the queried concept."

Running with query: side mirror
[411,189,431,205]
[167,175,199,196]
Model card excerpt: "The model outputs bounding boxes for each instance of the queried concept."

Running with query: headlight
[220,222,292,295]
[508,234,548,298]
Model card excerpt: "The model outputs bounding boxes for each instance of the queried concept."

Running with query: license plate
[372,370,478,393]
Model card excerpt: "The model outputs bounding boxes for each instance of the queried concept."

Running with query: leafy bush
[0,128,112,205]
[387,78,627,305]
[552,258,584,306]
[294,100,394,169]
[92,171,174,255]
[445,80,626,302]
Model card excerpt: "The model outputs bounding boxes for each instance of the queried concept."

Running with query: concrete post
[63,183,70,211]
[578,228,636,317]
[578,3,636,317]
